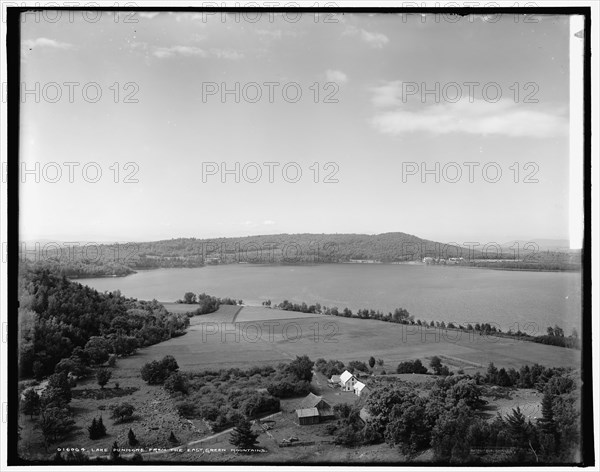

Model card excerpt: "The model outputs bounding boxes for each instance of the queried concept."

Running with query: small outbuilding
[354,381,369,397]
[295,393,334,424]
[296,407,320,425]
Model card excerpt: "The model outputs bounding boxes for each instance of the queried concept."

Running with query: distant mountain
[21,232,580,273]
[501,239,574,251]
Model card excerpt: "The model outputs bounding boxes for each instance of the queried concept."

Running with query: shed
[296,407,320,425]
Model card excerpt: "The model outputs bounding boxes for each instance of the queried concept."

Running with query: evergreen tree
[486,362,498,384]
[128,428,139,446]
[537,391,558,458]
[168,431,179,445]
[505,407,531,446]
[539,392,555,433]
[21,388,41,419]
[88,416,107,439]
[110,441,120,462]
[98,416,107,437]
[88,418,98,439]
[229,419,259,450]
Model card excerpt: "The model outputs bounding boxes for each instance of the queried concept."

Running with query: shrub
[164,372,190,395]
[84,337,111,365]
[96,368,112,389]
[347,360,369,373]
[141,356,179,385]
[396,359,428,374]
[266,378,311,398]
[21,388,41,419]
[241,393,280,418]
[110,403,135,423]
[176,401,198,418]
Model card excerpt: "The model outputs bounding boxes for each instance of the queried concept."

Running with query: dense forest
[18,268,191,379]
[20,233,580,274]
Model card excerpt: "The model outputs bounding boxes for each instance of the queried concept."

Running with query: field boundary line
[231,305,244,323]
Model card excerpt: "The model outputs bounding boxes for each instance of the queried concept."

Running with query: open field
[235,306,322,323]
[119,305,580,375]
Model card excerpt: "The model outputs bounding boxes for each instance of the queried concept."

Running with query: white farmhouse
[339,370,358,391]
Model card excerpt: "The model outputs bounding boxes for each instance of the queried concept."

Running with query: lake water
[76,264,582,334]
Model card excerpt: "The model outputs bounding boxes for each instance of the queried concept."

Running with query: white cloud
[343,25,389,48]
[170,12,208,22]
[325,69,348,84]
[152,45,243,60]
[263,220,276,226]
[153,45,208,58]
[370,99,568,138]
[139,12,160,19]
[210,48,244,60]
[360,30,389,48]
[370,80,403,107]
[257,29,283,39]
[23,37,74,50]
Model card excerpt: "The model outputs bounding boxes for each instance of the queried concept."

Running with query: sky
[17,10,578,245]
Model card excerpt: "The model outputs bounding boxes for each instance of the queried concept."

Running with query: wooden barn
[296,407,320,425]
[295,393,334,425]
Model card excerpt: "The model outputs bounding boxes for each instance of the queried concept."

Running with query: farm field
[116,305,580,376]
[18,304,571,463]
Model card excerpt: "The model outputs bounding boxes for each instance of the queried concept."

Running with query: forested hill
[131,232,462,264]
[21,232,580,274]
[18,268,190,378]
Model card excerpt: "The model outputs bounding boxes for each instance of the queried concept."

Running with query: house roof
[330,374,341,382]
[354,381,367,392]
[296,407,319,418]
[340,370,355,384]
[299,392,321,408]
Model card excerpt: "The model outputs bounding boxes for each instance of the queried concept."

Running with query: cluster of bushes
[20,371,76,447]
[177,292,241,313]
[19,268,190,378]
[275,300,321,314]
[177,388,279,431]
[140,356,180,385]
[396,359,428,374]
[161,362,283,429]
[169,358,314,430]
[315,358,345,378]
[480,362,572,390]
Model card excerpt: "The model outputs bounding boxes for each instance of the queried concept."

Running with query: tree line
[271,299,579,349]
